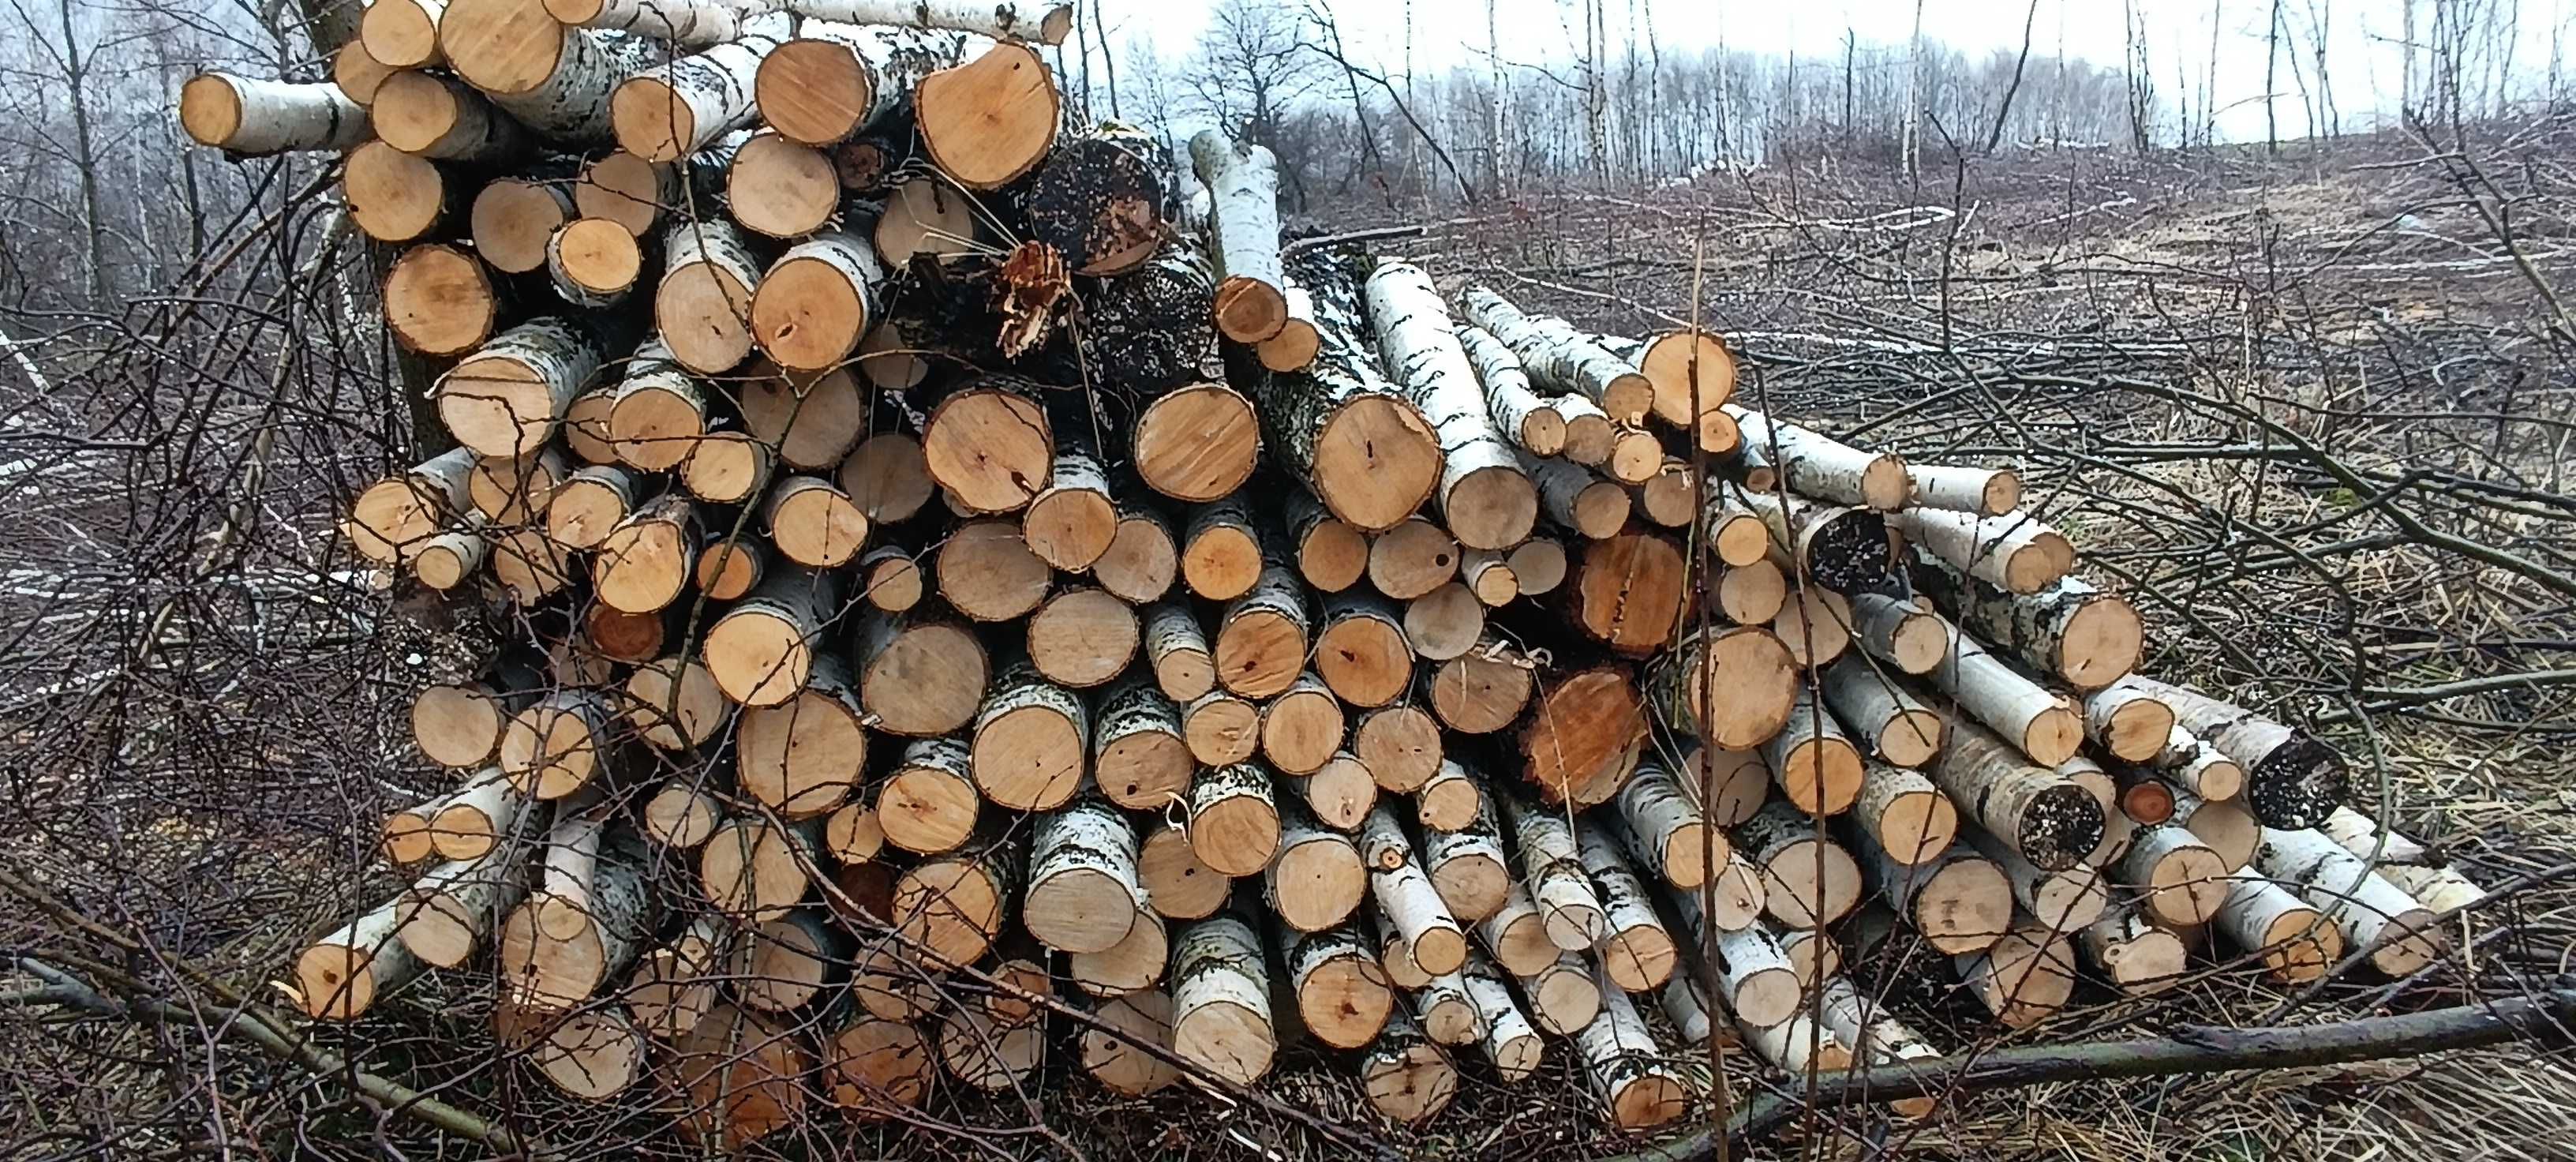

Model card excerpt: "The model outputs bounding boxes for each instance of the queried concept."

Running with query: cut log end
[1133,384,1259,503]
[915,43,1061,190]
[1314,397,1443,532]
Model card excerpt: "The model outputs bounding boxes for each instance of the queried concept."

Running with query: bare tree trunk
[1985,0,2041,153]
[2267,0,2283,154]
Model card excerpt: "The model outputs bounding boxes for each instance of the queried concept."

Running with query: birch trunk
[1188,130,1288,342]
[1458,287,1653,423]
[781,0,1072,43]
[1457,322,1564,455]
[1364,259,1537,549]
[2214,868,2346,983]
[1169,911,1275,1085]
[1499,790,1608,950]
[1575,965,1689,1130]
[1728,406,1910,510]
[2117,675,2349,828]
[180,73,370,155]
[2255,827,2445,976]
[1577,819,1679,991]
[1893,507,2071,594]
[1927,721,2106,872]
[1025,793,1144,953]
[1361,805,1468,976]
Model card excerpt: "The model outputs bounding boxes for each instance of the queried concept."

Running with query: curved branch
[1608,989,2576,1162]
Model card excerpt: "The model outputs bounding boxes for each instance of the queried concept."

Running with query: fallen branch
[1606,988,2576,1162]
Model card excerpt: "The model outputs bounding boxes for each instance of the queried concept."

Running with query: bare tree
[1985,0,2041,152]
[1181,0,1327,150]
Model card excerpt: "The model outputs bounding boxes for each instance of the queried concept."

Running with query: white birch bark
[614,22,787,160]
[395,853,528,969]
[1522,451,1627,538]
[1577,819,1677,991]
[1711,923,1800,1027]
[1893,508,2073,594]
[1659,975,1715,1044]
[1500,791,1607,950]
[2082,677,2178,763]
[1822,654,1946,767]
[294,897,421,1019]
[2255,827,2446,975]
[1187,129,1287,342]
[1814,975,1941,1075]
[1265,803,1364,931]
[1906,463,2021,516]
[1456,322,1563,455]
[1365,260,1533,549]
[1726,405,1909,510]
[2320,808,2486,912]
[1458,287,1651,423]
[2215,868,2344,983]
[1141,602,1215,702]
[1420,794,1509,923]
[1848,590,1946,674]
[1361,807,1467,976]
[181,74,371,155]
[1744,1012,1852,1075]
[780,0,1071,42]
[1926,720,2106,872]
[1410,969,1485,1047]
[438,318,608,458]
[2155,724,2248,801]
[1460,955,1544,1081]
[1911,551,2141,693]
[1966,827,2111,931]
[1614,761,1717,889]
[481,30,661,144]
[657,216,763,373]
[1169,913,1275,1084]
[1928,617,2081,767]
[1026,795,1144,953]
[1574,965,1687,1129]
[564,0,766,43]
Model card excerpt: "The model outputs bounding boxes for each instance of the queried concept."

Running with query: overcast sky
[1081,0,2571,141]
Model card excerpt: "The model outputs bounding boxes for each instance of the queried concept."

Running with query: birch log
[1265,800,1367,932]
[1458,287,1653,423]
[1499,789,1609,951]
[2254,827,2445,976]
[2214,869,2346,984]
[781,0,1072,42]
[1170,911,1275,1085]
[2116,675,2349,828]
[1357,1010,1458,1124]
[1576,966,1689,1130]
[1577,820,1679,991]
[181,74,369,155]
[1928,722,2106,872]
[1025,793,1144,953]
[912,42,1059,188]
[2084,677,2181,763]
[1189,130,1288,342]
[294,896,422,1018]
[1361,806,1468,975]
[1282,923,1395,1049]
[1364,260,1538,549]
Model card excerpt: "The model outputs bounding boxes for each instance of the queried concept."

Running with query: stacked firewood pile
[179,0,2490,1143]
